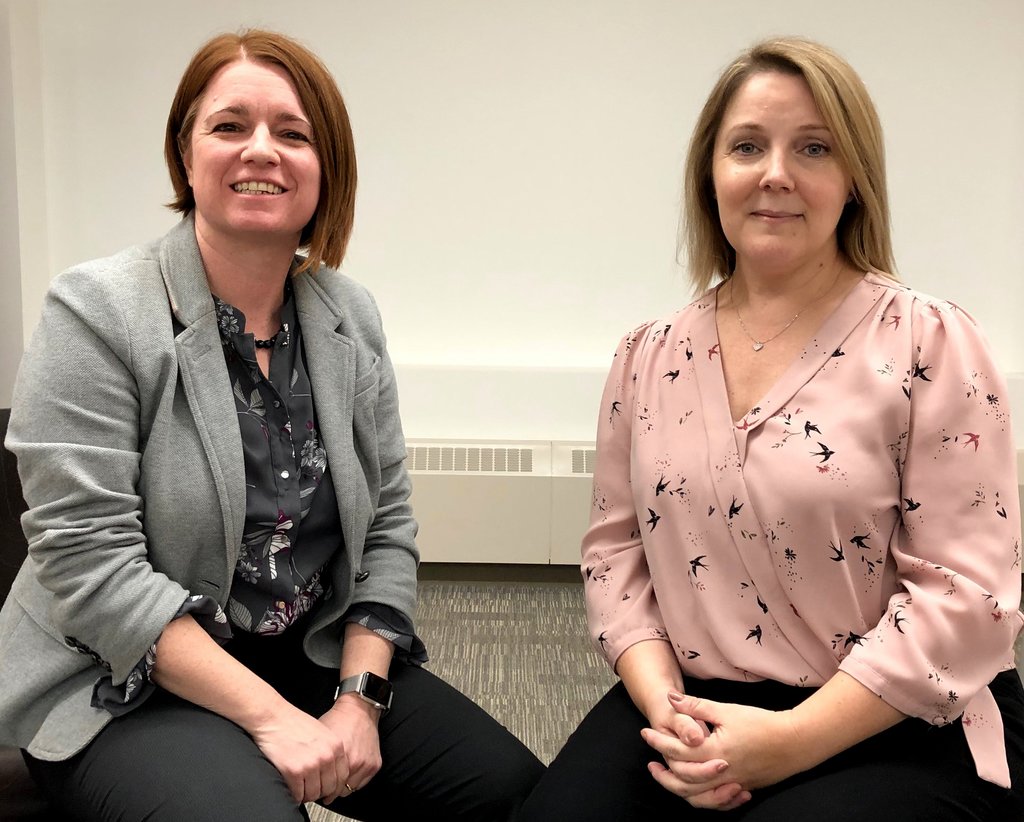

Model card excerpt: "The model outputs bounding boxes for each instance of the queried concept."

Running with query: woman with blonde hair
[522,37,1024,820]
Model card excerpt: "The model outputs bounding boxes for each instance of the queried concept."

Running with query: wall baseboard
[418,563,582,583]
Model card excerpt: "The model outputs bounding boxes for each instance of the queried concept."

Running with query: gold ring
[345,783,356,794]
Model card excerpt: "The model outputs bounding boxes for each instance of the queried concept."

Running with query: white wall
[3,0,1023,441]
[0,1,23,407]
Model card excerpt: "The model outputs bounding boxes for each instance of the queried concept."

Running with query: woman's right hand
[615,641,750,811]
[643,692,751,811]
[152,617,351,804]
[250,701,350,803]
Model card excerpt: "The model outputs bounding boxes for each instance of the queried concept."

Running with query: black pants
[25,624,544,821]
[519,671,1024,821]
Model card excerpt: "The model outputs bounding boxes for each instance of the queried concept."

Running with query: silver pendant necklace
[734,304,800,351]
[728,266,842,352]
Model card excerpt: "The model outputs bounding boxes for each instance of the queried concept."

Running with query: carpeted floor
[308,580,615,822]
[411,579,617,762]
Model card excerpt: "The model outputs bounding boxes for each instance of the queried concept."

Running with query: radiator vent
[571,448,596,475]
[406,439,594,564]
[407,445,534,473]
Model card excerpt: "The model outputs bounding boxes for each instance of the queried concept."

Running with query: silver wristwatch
[335,671,393,714]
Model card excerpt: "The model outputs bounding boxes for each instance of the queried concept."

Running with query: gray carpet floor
[411,580,616,763]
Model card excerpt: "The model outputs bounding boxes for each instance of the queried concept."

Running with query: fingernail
[668,691,684,703]
[716,761,729,773]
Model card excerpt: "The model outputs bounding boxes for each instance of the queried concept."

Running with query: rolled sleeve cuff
[91,594,230,716]
[344,602,428,666]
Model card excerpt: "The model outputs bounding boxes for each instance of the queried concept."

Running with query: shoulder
[294,263,388,349]
[49,238,164,305]
[865,271,981,332]
[609,290,715,360]
[307,264,379,314]
[38,237,170,357]
[864,272,1003,400]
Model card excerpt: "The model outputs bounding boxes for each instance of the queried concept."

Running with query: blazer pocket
[13,579,67,646]
[9,585,102,673]
[352,356,382,505]
[0,606,86,675]
[353,356,381,402]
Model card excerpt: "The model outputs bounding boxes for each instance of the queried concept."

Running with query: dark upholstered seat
[0,409,28,626]
[0,408,57,820]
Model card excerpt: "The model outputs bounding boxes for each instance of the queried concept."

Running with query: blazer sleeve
[839,296,1023,724]
[7,268,190,686]
[583,323,671,670]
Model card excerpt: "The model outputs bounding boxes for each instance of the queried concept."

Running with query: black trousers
[25,624,544,821]
[519,671,1024,821]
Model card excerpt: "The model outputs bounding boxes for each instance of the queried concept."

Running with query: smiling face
[711,71,852,278]
[184,59,321,252]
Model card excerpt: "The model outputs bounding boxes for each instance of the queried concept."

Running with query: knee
[467,746,545,821]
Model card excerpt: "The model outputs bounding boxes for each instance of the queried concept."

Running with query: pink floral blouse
[583,272,1022,787]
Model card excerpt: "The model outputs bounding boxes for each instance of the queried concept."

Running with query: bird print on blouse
[582,272,1022,787]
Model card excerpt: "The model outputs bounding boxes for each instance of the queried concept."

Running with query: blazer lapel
[293,272,362,556]
[158,218,246,567]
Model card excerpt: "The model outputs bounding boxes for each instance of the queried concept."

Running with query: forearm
[784,670,905,773]
[151,614,290,733]
[329,622,395,721]
[616,639,684,721]
[339,622,394,679]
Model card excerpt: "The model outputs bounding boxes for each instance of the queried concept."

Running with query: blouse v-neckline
[696,273,890,441]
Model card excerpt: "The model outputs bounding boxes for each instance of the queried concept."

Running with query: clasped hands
[252,695,383,805]
[642,691,804,812]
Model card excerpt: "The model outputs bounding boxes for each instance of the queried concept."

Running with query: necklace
[728,266,843,352]
[253,327,283,349]
[734,300,799,352]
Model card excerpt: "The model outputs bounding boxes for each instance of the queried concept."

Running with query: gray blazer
[0,217,419,760]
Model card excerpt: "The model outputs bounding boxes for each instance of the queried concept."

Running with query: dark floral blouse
[93,282,425,713]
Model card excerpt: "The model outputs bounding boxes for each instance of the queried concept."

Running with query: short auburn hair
[681,37,897,292]
[165,29,356,272]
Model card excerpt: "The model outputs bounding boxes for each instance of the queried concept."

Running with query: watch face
[361,671,392,705]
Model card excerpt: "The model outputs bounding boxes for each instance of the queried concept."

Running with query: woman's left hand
[318,695,384,803]
[643,692,804,801]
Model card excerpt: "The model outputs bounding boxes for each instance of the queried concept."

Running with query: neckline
[707,272,881,427]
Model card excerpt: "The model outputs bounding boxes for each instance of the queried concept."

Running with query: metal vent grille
[407,445,535,473]
[571,449,596,474]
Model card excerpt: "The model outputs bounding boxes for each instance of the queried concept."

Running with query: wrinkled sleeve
[8,270,194,685]
[583,323,671,670]
[840,297,1022,725]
